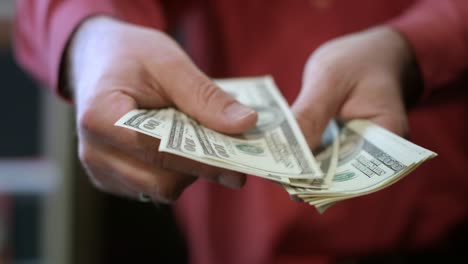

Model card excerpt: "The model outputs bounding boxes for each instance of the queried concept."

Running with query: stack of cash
[115,76,436,213]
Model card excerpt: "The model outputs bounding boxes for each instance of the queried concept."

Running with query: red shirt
[14,1,468,263]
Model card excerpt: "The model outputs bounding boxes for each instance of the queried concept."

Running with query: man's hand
[293,26,418,149]
[66,17,257,203]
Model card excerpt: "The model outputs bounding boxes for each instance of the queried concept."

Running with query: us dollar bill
[159,76,323,179]
[283,119,437,212]
[115,76,437,213]
[116,76,323,180]
[156,109,296,183]
[114,108,171,139]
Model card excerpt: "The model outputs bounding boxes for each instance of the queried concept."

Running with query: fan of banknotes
[115,76,437,213]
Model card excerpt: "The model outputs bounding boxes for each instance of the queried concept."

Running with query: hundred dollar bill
[283,119,437,211]
[115,76,323,180]
[115,109,295,184]
[114,108,172,139]
[115,76,437,213]
[157,109,296,183]
[159,76,323,179]
[281,120,341,189]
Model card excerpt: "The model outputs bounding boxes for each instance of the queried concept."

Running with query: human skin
[293,26,417,148]
[66,16,415,203]
[65,16,258,203]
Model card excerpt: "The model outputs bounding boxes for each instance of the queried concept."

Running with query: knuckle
[142,143,162,166]
[307,55,341,84]
[152,152,169,170]
[80,157,110,191]
[195,79,226,107]
[78,143,95,167]
[153,153,191,176]
[77,106,99,134]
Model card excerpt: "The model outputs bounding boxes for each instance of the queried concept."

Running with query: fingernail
[223,103,255,121]
[219,173,245,189]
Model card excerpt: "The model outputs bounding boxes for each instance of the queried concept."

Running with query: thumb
[156,59,257,134]
[292,67,348,149]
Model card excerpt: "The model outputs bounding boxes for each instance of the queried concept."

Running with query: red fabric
[14,0,468,263]
[0,195,12,263]
[390,0,468,99]
[13,0,166,99]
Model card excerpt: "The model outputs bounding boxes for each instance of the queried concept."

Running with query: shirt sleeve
[13,0,166,99]
[389,0,468,100]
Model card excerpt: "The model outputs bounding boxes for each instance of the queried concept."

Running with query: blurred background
[0,1,187,263]
[2,1,467,264]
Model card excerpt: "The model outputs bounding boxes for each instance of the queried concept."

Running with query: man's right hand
[65,16,257,203]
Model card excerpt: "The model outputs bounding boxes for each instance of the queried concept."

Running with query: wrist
[380,26,423,108]
[60,16,121,102]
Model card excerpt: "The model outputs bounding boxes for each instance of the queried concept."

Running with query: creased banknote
[116,76,323,180]
[115,76,437,213]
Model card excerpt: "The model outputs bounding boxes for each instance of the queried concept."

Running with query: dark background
[0,17,188,264]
